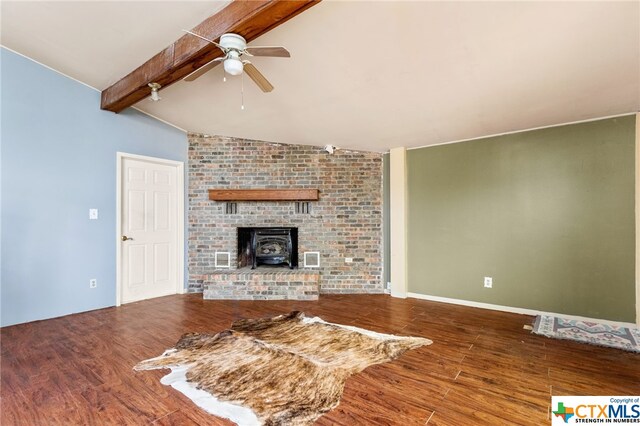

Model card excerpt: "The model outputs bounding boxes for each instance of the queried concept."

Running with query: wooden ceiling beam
[100,0,320,113]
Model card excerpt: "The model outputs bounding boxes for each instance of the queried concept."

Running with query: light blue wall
[1,48,188,327]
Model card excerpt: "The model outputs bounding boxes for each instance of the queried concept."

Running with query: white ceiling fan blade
[183,58,224,82]
[243,62,274,93]
[244,46,290,57]
[182,29,225,51]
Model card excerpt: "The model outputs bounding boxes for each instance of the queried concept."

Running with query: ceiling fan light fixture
[224,58,244,76]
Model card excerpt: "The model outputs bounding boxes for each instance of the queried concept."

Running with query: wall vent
[225,202,238,214]
[295,201,311,214]
[303,251,320,268]
[215,252,231,269]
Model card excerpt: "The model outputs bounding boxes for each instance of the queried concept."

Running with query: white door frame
[116,152,185,306]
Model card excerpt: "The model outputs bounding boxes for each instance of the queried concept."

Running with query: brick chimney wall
[188,134,383,294]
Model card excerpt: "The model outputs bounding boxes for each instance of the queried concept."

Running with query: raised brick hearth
[202,269,320,300]
[188,134,383,297]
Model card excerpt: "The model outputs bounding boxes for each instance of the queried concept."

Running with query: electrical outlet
[484,277,492,288]
[89,209,98,220]
[89,279,97,288]
[345,257,353,263]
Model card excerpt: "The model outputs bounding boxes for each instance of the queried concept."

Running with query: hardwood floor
[1,294,638,425]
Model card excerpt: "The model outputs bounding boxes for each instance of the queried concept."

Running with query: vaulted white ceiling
[2,1,639,152]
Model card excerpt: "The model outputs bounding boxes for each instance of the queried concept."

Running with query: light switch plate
[89,209,98,220]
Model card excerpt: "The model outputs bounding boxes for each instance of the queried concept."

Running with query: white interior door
[120,155,181,304]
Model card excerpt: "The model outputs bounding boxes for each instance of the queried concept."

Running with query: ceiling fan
[183,30,290,92]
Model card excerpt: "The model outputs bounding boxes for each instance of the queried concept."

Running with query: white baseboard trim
[407,292,637,329]
[390,291,408,299]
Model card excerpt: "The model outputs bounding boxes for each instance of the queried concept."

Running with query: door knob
[121,235,133,241]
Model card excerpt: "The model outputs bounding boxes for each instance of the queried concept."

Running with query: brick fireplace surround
[188,134,383,300]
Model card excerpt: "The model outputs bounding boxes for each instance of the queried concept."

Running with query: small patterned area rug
[532,314,640,353]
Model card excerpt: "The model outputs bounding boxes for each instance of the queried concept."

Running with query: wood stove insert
[237,227,298,269]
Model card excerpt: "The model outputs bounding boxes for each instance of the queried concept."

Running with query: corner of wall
[635,112,640,327]
[389,147,408,298]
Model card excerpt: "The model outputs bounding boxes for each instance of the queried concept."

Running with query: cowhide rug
[135,311,432,425]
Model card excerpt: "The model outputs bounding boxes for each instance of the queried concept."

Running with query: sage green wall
[407,116,636,322]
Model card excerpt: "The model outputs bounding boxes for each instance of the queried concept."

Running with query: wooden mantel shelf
[209,189,319,201]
